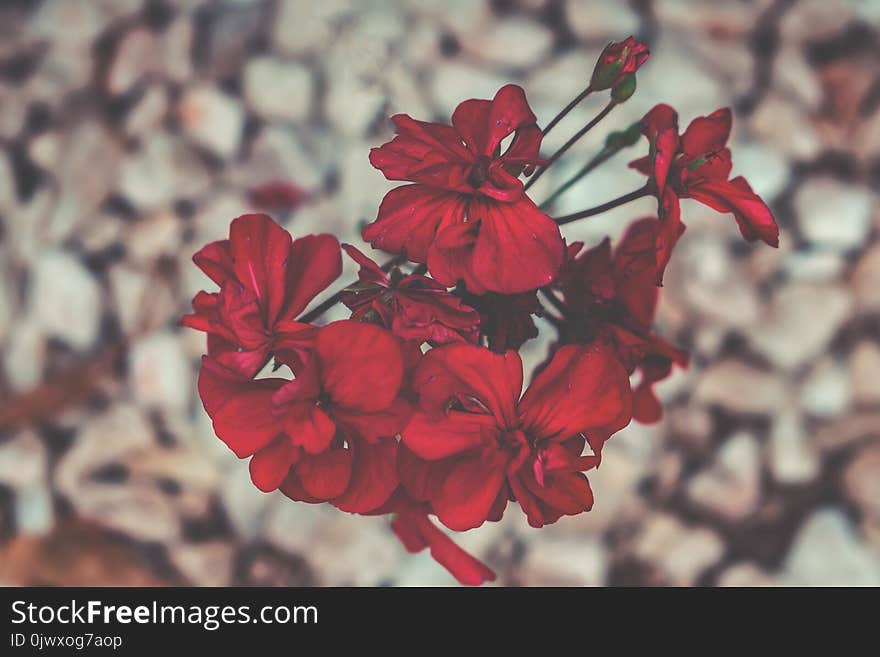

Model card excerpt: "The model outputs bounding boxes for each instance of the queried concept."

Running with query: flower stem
[539,148,614,210]
[553,184,652,225]
[297,253,407,323]
[525,100,616,192]
[540,85,593,138]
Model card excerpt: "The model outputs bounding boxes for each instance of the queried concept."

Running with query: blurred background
[0,0,878,586]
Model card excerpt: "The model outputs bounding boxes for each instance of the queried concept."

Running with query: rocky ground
[0,0,878,586]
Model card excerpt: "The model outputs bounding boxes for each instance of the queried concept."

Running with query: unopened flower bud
[590,37,650,91]
[604,122,643,150]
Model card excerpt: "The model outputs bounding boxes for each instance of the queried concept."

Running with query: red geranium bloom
[400,342,632,530]
[630,105,779,281]
[198,320,410,513]
[363,84,564,294]
[340,244,480,346]
[182,213,341,376]
[590,36,650,90]
[557,218,688,423]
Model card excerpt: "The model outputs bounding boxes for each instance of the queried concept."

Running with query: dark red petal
[197,357,285,458]
[228,213,292,327]
[402,411,491,460]
[614,217,662,327]
[341,243,388,286]
[249,435,298,492]
[640,104,680,197]
[433,452,509,531]
[331,397,411,443]
[296,449,354,500]
[332,438,398,513]
[687,177,780,247]
[315,320,404,412]
[656,187,686,283]
[283,233,342,319]
[485,85,538,155]
[520,342,633,442]
[391,510,496,585]
[427,220,482,292]
[412,343,522,427]
[284,402,336,455]
[680,108,731,158]
[192,240,234,287]
[451,98,492,156]
[362,185,467,263]
[469,196,564,294]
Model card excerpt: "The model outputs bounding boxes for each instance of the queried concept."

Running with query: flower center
[467,156,492,188]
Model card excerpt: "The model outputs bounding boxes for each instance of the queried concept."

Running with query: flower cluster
[185,38,778,585]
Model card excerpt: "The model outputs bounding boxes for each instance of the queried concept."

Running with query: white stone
[107,28,159,96]
[178,86,244,159]
[325,74,385,137]
[783,508,880,586]
[773,46,823,111]
[687,432,762,521]
[782,250,845,282]
[520,537,607,586]
[119,134,212,210]
[3,316,46,391]
[565,0,639,40]
[244,57,312,123]
[0,430,47,490]
[750,94,822,160]
[125,85,169,137]
[109,265,148,337]
[129,331,192,411]
[272,0,351,56]
[694,360,788,415]
[750,283,852,371]
[796,177,875,251]
[30,251,101,350]
[718,562,777,587]
[799,358,850,418]
[633,514,725,586]
[464,17,553,68]
[768,406,820,485]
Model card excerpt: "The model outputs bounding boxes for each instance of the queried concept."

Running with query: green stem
[539,148,615,210]
[553,184,652,226]
[541,85,594,138]
[525,100,617,192]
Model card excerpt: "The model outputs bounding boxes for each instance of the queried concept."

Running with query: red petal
[197,357,285,458]
[362,185,467,263]
[402,411,491,460]
[193,240,234,287]
[284,233,342,319]
[432,452,508,531]
[412,343,522,428]
[680,108,731,158]
[469,196,563,294]
[315,320,404,413]
[641,104,680,197]
[332,438,398,513]
[249,435,299,492]
[295,449,354,500]
[687,177,779,247]
[284,402,336,455]
[520,342,633,442]
[229,213,292,327]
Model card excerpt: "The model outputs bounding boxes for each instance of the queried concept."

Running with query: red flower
[590,36,650,90]
[630,105,779,281]
[400,342,632,530]
[557,218,688,423]
[363,84,563,294]
[198,320,410,513]
[182,214,341,376]
[460,290,542,352]
[246,180,309,212]
[340,244,480,345]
